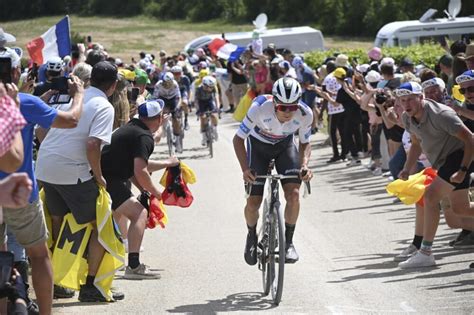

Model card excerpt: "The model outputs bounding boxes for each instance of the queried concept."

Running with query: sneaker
[326,156,340,164]
[285,243,299,263]
[26,299,39,315]
[394,244,418,262]
[346,159,361,167]
[54,285,75,298]
[124,263,161,280]
[79,284,124,302]
[244,232,258,266]
[453,232,474,249]
[372,167,383,176]
[398,251,436,269]
[449,230,470,247]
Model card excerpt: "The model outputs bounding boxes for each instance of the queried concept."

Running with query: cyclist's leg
[275,136,302,261]
[181,93,190,129]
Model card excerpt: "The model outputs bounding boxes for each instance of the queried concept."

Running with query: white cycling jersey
[153,79,181,100]
[236,95,313,145]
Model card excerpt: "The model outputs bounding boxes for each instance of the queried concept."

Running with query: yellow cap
[333,67,346,80]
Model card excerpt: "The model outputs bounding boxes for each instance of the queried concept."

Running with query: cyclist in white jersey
[233,77,313,265]
[153,72,183,150]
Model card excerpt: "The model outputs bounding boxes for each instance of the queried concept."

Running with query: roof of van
[376,16,474,38]
[184,26,322,52]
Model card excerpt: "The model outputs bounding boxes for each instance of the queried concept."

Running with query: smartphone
[0,58,12,84]
[87,35,92,43]
[0,251,14,288]
[51,77,69,92]
[28,63,39,82]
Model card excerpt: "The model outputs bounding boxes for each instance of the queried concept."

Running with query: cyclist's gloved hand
[300,166,313,182]
[243,169,256,183]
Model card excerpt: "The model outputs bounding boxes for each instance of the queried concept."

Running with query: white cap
[0,47,21,68]
[365,70,382,83]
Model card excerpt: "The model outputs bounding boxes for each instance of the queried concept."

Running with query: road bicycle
[202,111,216,158]
[164,110,184,156]
[245,161,310,305]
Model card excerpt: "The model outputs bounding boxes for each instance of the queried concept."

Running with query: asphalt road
[53,113,474,314]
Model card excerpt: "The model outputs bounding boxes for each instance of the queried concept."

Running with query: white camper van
[374,1,474,47]
[374,16,474,47]
[184,26,325,53]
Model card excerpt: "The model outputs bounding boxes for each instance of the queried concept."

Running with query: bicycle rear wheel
[270,201,285,305]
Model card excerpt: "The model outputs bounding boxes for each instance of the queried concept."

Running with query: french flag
[208,38,245,62]
[27,16,71,65]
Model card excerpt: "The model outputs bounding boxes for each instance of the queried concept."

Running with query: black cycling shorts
[437,149,473,191]
[246,135,301,196]
[197,99,217,115]
[160,96,178,113]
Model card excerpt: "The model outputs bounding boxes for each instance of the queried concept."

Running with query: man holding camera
[396,81,473,269]
[0,47,84,314]
[35,61,122,302]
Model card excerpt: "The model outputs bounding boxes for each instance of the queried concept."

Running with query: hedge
[304,44,447,70]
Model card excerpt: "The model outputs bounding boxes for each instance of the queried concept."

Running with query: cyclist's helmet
[46,57,63,72]
[272,77,302,104]
[170,65,183,73]
[202,76,216,88]
[162,72,174,82]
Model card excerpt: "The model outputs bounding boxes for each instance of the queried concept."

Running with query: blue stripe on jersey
[239,122,251,134]
[254,95,271,106]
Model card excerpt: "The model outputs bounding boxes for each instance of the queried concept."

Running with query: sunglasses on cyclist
[459,86,474,95]
[275,104,299,112]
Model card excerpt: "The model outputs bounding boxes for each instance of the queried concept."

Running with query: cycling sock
[285,223,296,245]
[412,235,423,249]
[185,113,188,122]
[461,229,472,237]
[420,240,433,255]
[128,253,140,269]
[86,275,95,287]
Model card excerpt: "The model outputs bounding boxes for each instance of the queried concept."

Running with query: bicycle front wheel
[206,126,213,158]
[270,201,285,305]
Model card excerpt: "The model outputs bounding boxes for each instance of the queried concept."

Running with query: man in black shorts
[396,82,473,269]
[101,100,179,279]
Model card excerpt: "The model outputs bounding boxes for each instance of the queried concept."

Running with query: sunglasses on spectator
[459,86,474,94]
[275,104,299,112]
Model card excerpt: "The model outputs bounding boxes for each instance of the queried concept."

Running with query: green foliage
[304,44,446,70]
[1,0,473,38]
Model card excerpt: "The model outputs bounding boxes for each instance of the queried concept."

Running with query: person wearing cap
[35,61,121,303]
[101,100,178,279]
[399,57,415,74]
[460,43,474,71]
[293,56,319,134]
[278,60,297,79]
[227,57,248,113]
[396,81,473,269]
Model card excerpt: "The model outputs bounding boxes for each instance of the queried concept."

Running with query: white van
[374,16,474,47]
[184,26,325,53]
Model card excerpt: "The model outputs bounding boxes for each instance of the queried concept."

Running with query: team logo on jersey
[263,118,272,123]
[292,120,300,125]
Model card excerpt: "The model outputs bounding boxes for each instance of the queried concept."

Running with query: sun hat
[365,70,382,83]
[335,54,349,67]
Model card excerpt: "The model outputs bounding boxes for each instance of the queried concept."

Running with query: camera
[51,76,69,92]
[375,92,387,105]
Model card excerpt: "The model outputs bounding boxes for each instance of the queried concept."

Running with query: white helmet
[170,65,182,73]
[162,72,174,82]
[202,76,216,88]
[46,57,63,72]
[272,77,301,104]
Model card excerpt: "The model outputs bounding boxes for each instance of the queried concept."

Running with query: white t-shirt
[252,38,263,55]
[236,95,313,144]
[35,86,114,185]
[401,131,430,168]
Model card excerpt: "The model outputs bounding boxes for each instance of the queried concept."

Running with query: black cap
[91,61,118,84]
[400,57,414,67]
